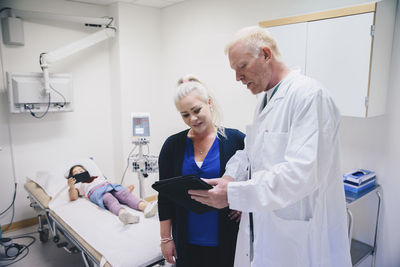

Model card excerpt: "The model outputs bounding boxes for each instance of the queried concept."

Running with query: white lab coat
[225,71,352,267]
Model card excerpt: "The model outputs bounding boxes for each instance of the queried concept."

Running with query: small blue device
[343,169,376,193]
[343,169,376,185]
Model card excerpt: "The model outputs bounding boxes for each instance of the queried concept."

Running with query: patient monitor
[132,113,150,143]
[128,112,158,198]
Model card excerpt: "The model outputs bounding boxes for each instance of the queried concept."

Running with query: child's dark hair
[67,164,87,179]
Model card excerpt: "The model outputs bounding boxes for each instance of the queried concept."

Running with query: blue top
[182,136,220,246]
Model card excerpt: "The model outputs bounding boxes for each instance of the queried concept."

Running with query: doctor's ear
[262,47,271,60]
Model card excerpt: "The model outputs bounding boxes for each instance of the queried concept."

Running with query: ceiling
[67,0,185,8]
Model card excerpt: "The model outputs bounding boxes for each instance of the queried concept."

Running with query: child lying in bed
[67,164,158,225]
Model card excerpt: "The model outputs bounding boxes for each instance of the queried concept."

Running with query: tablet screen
[152,175,215,214]
[73,171,91,183]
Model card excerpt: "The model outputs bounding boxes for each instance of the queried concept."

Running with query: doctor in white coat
[189,26,352,267]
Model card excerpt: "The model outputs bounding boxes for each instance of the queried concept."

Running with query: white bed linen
[32,158,104,198]
[49,186,162,267]
[31,158,162,267]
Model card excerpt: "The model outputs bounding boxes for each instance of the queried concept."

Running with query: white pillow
[32,158,103,198]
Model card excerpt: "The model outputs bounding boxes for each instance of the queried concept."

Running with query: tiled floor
[1,224,173,267]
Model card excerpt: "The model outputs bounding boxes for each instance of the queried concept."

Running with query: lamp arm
[41,28,115,65]
[13,9,113,27]
[40,27,116,94]
[5,8,116,95]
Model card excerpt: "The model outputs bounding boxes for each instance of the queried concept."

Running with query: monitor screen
[132,113,150,140]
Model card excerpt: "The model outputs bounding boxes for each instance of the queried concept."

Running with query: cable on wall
[0,6,19,231]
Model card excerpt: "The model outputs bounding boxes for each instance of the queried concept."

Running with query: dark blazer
[158,128,245,267]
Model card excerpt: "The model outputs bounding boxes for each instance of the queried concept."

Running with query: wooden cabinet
[260,1,396,117]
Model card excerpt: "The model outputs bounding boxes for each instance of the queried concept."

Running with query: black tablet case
[73,171,91,183]
[152,175,216,214]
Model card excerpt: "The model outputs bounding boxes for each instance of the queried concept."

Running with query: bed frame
[24,180,164,267]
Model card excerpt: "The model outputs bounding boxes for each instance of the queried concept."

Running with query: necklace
[197,149,205,161]
[195,146,204,155]
[190,129,216,158]
[194,144,205,158]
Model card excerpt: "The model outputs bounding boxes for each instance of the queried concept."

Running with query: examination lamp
[2,8,116,96]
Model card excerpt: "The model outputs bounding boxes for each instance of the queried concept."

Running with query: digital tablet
[152,175,215,214]
[73,171,91,183]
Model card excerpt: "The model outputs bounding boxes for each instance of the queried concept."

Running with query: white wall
[110,2,162,196]
[0,0,115,224]
[380,17,400,262]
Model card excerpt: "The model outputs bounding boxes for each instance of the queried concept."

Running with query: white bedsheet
[32,158,104,198]
[49,187,162,267]
[32,158,162,267]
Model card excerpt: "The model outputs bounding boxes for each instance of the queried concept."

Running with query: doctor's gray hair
[225,26,281,59]
[175,75,225,137]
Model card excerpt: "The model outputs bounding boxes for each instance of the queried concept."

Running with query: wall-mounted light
[1,8,117,117]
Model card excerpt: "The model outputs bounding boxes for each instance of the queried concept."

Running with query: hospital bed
[24,158,164,267]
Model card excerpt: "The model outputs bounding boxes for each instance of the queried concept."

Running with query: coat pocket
[261,132,289,167]
[257,211,311,267]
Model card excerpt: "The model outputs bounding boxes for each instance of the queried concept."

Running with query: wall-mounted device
[7,72,73,114]
[1,8,116,117]
[1,16,24,46]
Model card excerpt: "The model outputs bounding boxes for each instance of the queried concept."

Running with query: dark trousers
[185,243,220,267]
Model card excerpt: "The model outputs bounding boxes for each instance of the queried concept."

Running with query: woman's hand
[67,178,76,188]
[160,241,177,264]
[228,209,241,223]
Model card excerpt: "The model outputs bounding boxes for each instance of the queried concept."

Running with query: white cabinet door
[306,13,374,117]
[267,22,307,74]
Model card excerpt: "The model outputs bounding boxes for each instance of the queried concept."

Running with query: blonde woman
[157,75,245,267]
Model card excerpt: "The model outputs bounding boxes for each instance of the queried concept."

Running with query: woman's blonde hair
[174,75,225,137]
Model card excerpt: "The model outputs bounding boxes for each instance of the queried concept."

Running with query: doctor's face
[229,42,271,95]
[176,91,213,134]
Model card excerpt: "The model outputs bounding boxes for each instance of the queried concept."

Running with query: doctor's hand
[160,240,177,264]
[188,176,234,209]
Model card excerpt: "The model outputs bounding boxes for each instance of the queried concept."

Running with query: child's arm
[67,178,79,201]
